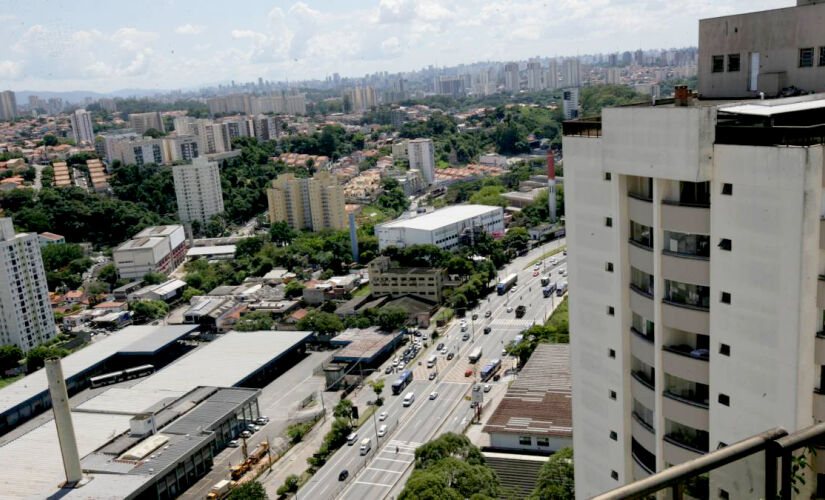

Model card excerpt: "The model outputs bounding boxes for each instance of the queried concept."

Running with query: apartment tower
[172,157,225,226]
[0,218,57,352]
[0,90,17,120]
[407,138,435,185]
[69,109,94,145]
[267,171,347,232]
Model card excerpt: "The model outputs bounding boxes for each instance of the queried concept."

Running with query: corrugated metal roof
[162,388,258,436]
[378,204,502,231]
[118,324,196,355]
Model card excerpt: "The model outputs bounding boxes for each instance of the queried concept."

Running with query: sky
[0,0,790,93]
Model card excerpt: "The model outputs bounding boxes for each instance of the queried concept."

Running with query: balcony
[630,284,655,319]
[817,331,825,365]
[818,275,825,309]
[662,345,710,385]
[815,388,825,423]
[663,391,709,432]
[663,432,708,465]
[819,217,825,249]
[631,328,655,366]
[661,300,710,336]
[629,195,654,227]
[661,251,710,287]
[661,200,710,235]
[632,453,654,480]
[632,411,656,452]
[629,240,653,275]
[631,371,656,409]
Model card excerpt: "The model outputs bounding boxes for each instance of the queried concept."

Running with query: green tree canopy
[527,447,574,500]
[227,480,268,500]
[297,310,344,335]
[26,345,69,372]
[0,345,24,372]
[376,305,408,331]
[129,300,169,323]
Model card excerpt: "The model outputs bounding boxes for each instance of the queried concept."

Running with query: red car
[464,369,473,377]
[533,270,540,277]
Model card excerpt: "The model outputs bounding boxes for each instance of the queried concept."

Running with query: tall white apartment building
[563,90,825,498]
[69,109,94,145]
[0,90,17,120]
[526,59,544,91]
[562,89,579,120]
[562,58,581,88]
[546,60,559,90]
[407,138,435,185]
[504,62,520,92]
[128,111,165,135]
[0,218,56,352]
[191,119,230,154]
[173,157,225,225]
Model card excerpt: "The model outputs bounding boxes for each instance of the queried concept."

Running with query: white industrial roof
[75,387,186,414]
[187,245,236,257]
[378,204,501,231]
[0,411,133,500]
[130,330,313,393]
[115,236,166,251]
[719,93,825,116]
[0,325,194,416]
[134,225,183,238]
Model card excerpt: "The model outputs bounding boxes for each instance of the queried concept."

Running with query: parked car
[472,313,478,320]
[385,366,394,374]
[484,384,492,392]
[240,430,251,439]
[429,391,439,400]
[470,401,479,408]
[347,432,358,445]
[436,342,444,351]
[506,306,513,313]
[551,257,558,265]
[462,333,470,341]
[483,326,491,334]
[533,270,540,277]
[227,440,240,448]
[378,411,388,421]
[339,470,349,481]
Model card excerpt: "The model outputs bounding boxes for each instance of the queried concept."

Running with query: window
[609,430,618,441]
[519,436,532,446]
[719,394,730,406]
[727,54,740,72]
[604,172,612,181]
[536,437,550,447]
[718,238,732,251]
[820,47,825,66]
[605,217,613,227]
[608,348,616,359]
[712,55,724,73]
[720,292,731,304]
[607,306,615,316]
[719,343,730,356]
[720,489,730,499]
[609,390,617,400]
[611,470,619,481]
[606,262,614,272]
[800,48,814,68]
[721,183,733,195]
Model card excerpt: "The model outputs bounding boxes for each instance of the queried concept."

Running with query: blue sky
[0,0,790,92]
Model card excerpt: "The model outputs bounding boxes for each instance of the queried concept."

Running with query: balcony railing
[628,238,653,251]
[631,326,654,344]
[663,344,709,361]
[662,248,710,261]
[662,198,710,209]
[664,389,709,409]
[633,451,656,476]
[663,297,709,312]
[630,283,654,299]
[632,411,655,434]
[628,191,653,203]
[632,371,655,390]
[818,331,825,339]
[664,433,709,454]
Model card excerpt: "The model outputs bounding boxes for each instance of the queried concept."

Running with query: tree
[284,280,304,298]
[0,345,23,372]
[469,185,508,207]
[269,221,296,246]
[276,474,300,495]
[142,272,166,285]
[130,300,169,323]
[98,263,119,287]
[235,310,275,331]
[143,128,165,138]
[502,227,530,254]
[446,256,474,276]
[26,345,69,372]
[181,286,204,303]
[333,398,354,424]
[370,379,385,403]
[493,117,529,154]
[42,134,59,147]
[528,447,574,500]
[375,305,408,331]
[227,481,268,500]
[297,310,344,335]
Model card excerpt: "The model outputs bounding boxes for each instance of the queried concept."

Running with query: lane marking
[353,480,394,487]
[366,467,404,474]
[374,457,411,463]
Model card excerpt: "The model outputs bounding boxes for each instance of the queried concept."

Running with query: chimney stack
[45,357,85,487]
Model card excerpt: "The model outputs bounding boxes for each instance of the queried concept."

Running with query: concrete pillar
[45,357,84,486]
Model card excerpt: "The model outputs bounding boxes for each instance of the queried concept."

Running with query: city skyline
[0,0,787,93]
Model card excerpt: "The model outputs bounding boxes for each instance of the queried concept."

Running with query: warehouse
[375,204,504,250]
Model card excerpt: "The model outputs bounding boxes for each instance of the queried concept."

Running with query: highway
[299,238,567,500]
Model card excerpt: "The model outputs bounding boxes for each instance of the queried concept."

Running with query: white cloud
[381,36,402,57]
[0,60,21,79]
[175,24,204,35]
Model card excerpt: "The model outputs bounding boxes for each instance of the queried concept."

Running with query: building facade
[504,62,520,92]
[267,171,347,232]
[128,112,165,135]
[368,256,446,302]
[70,109,95,145]
[563,92,825,498]
[0,218,57,352]
[698,0,825,98]
[376,204,504,251]
[112,225,186,280]
[407,138,435,185]
[0,90,17,121]
[173,157,225,226]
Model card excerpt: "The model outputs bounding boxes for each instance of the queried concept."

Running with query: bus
[556,281,568,296]
[89,364,155,388]
[480,359,502,382]
[468,347,483,363]
[543,284,556,297]
[391,370,413,395]
[496,274,518,295]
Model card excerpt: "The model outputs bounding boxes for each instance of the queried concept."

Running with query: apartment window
[720,292,731,304]
[605,262,614,272]
[718,394,730,406]
[519,436,532,446]
[609,390,617,400]
[727,54,740,72]
[611,470,619,481]
[609,430,618,441]
[721,183,733,195]
[718,238,732,251]
[719,343,730,356]
[608,348,616,359]
[604,172,612,181]
[536,437,550,447]
[712,55,724,73]
[820,47,825,66]
[607,306,615,316]
[605,217,613,227]
[800,48,815,68]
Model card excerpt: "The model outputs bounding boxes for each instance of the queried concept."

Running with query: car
[446,352,455,360]
[240,430,251,439]
[392,358,400,366]
[436,342,444,351]
[551,257,558,265]
[464,369,473,377]
[227,440,240,448]
[511,285,518,291]
[493,374,501,382]
[254,417,268,425]
[460,319,467,327]
[429,391,439,400]
[484,310,492,318]
[506,306,513,313]
[347,432,358,445]
[247,425,259,433]
[378,424,388,437]
[339,470,349,481]
[483,326,491,334]
[563,250,568,256]
[462,333,470,341]
[470,401,479,408]
[473,384,481,392]
[413,330,422,337]
[429,371,436,380]
[484,384,492,392]
[502,349,508,355]
[385,366,394,374]
[562,270,568,277]
[472,313,478,320]
[378,411,388,421]
[558,268,565,275]
[533,270,540,277]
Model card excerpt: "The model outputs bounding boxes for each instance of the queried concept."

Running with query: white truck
[206,479,235,500]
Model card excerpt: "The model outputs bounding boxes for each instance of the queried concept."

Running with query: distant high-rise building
[128,112,165,135]
[606,67,622,85]
[69,109,94,145]
[546,60,559,90]
[98,98,117,113]
[408,138,435,185]
[526,59,544,91]
[504,62,520,92]
[562,89,579,120]
[435,76,466,97]
[562,59,581,88]
[342,86,377,113]
[267,171,347,232]
[634,49,645,66]
[0,218,56,353]
[0,91,17,120]
[173,157,224,226]
[608,53,619,66]
[191,119,230,154]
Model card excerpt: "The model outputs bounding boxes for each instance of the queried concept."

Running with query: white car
[550,257,558,265]
[227,440,240,448]
[483,384,492,392]
[562,270,568,277]
[377,424,388,437]
[558,268,565,275]
[460,320,467,327]
[392,358,400,367]
[378,411,388,421]
[429,391,439,400]
[506,306,513,313]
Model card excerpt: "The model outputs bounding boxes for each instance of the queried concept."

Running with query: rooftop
[378,204,502,231]
[116,236,166,251]
[186,245,236,257]
[483,344,572,439]
[134,225,183,238]
[332,327,405,363]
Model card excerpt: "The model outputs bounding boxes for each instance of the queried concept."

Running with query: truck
[515,305,526,318]
[230,441,269,480]
[206,480,235,500]
[468,347,483,363]
[496,274,518,295]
